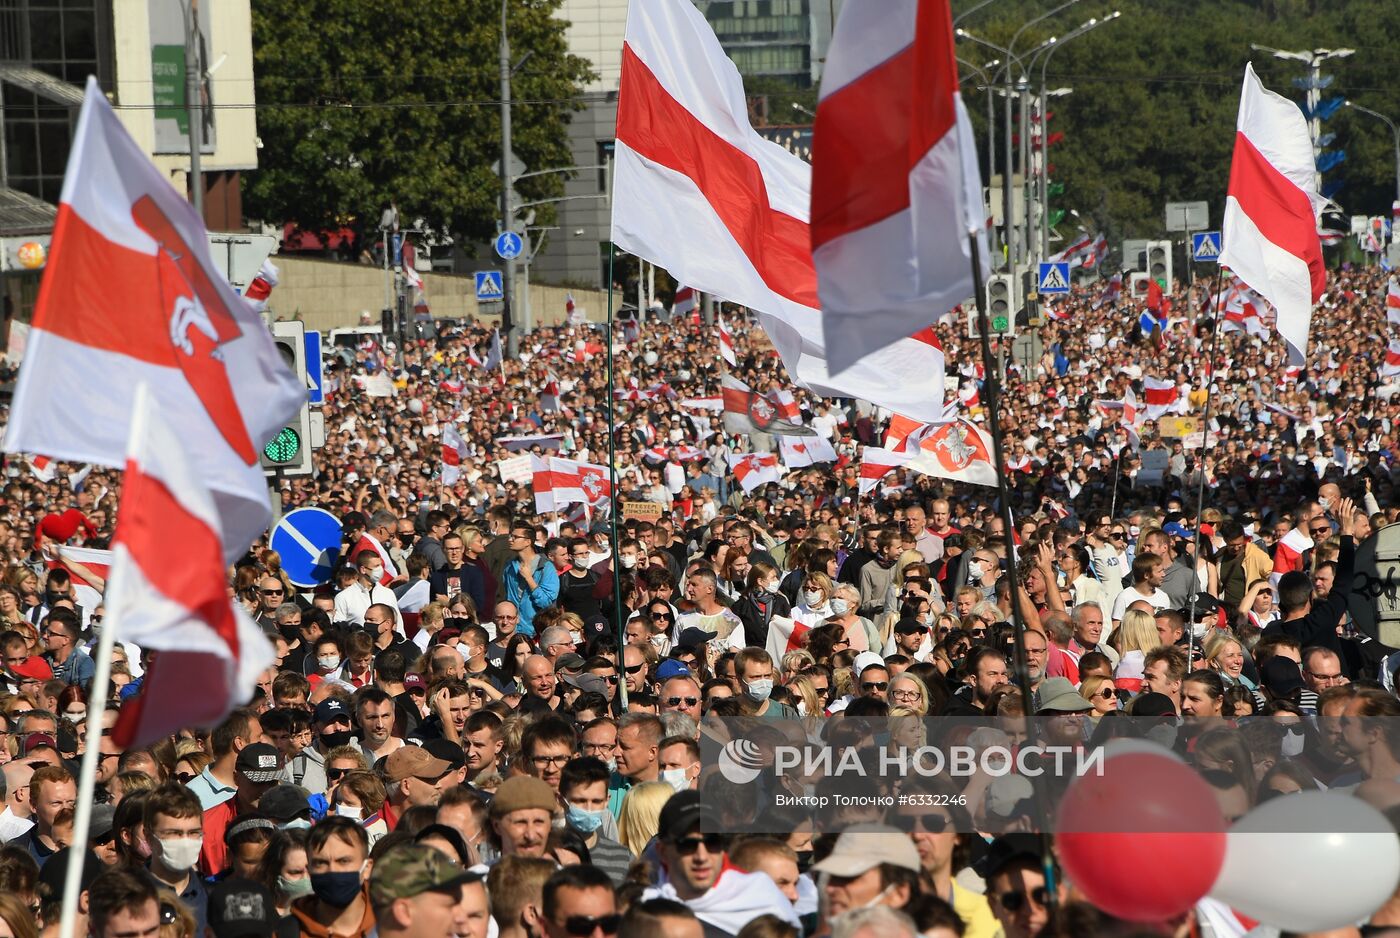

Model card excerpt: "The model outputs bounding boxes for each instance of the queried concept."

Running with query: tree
[245,0,594,245]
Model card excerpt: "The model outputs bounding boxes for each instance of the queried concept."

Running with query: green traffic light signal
[263,426,302,464]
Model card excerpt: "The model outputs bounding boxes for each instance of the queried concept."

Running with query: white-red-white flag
[532,457,588,512]
[778,434,838,468]
[243,259,279,314]
[811,0,986,376]
[765,616,810,664]
[1387,279,1400,327]
[4,80,304,559]
[727,452,782,492]
[612,0,950,421]
[483,329,504,373]
[1271,527,1312,584]
[351,532,399,585]
[1383,340,1400,379]
[673,286,697,318]
[578,461,613,508]
[718,317,737,367]
[858,446,913,495]
[903,419,998,487]
[1142,376,1179,420]
[1219,63,1326,364]
[441,423,467,485]
[1093,272,1123,310]
[108,386,275,747]
[26,454,56,483]
[722,374,814,437]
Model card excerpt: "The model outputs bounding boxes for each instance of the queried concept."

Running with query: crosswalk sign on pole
[475,271,504,301]
[1037,261,1071,295]
[1192,231,1222,263]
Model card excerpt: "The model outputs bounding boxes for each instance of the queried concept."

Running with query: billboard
[149,0,217,154]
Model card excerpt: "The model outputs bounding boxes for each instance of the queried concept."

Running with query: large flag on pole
[811,0,988,376]
[612,0,949,422]
[3,79,304,560]
[1218,63,1326,365]
[109,386,276,747]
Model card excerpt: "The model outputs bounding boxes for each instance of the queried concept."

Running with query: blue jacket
[504,555,559,637]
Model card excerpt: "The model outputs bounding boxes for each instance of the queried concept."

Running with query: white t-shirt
[1110,584,1172,623]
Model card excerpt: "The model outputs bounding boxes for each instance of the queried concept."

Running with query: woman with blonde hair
[780,649,815,683]
[1079,674,1119,721]
[616,781,674,857]
[1112,608,1163,694]
[785,673,822,720]
[827,583,879,653]
[792,572,836,628]
[887,672,930,717]
[0,893,37,938]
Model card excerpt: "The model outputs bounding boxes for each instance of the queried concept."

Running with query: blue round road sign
[494,231,523,261]
[270,507,343,587]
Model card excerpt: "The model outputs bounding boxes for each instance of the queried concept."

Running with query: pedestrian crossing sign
[1192,231,1221,262]
[1037,261,1071,295]
[475,271,504,301]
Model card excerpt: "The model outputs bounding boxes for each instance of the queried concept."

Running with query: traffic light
[262,320,314,477]
[1130,272,1151,299]
[970,274,1016,338]
[1146,240,1172,289]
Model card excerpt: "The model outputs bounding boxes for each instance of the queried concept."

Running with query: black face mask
[795,850,814,874]
[320,729,354,749]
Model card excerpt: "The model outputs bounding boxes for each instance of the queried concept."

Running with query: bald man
[0,761,34,841]
[522,655,559,712]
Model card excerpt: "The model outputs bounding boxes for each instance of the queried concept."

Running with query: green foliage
[953,0,1400,238]
[245,0,594,244]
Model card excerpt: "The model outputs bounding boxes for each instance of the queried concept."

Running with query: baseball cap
[385,746,452,784]
[656,790,717,843]
[38,848,101,901]
[342,511,368,530]
[555,653,587,673]
[893,617,926,635]
[1163,522,1193,539]
[235,743,285,784]
[980,833,1047,880]
[560,673,608,696]
[207,878,277,938]
[403,673,427,693]
[811,823,921,877]
[259,785,312,823]
[656,660,692,682]
[422,738,467,771]
[88,804,116,842]
[21,733,56,756]
[853,651,886,674]
[676,628,710,650]
[9,657,52,683]
[314,698,351,725]
[369,844,476,907]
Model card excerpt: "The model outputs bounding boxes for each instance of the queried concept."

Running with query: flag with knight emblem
[903,419,997,486]
[4,79,304,558]
[722,374,814,437]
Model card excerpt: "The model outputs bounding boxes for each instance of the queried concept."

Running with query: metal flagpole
[967,233,1058,910]
[59,387,154,938]
[1185,271,1228,658]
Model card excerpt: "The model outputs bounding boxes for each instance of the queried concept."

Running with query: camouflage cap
[368,844,476,907]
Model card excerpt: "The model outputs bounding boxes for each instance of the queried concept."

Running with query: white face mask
[829,598,850,617]
[661,767,690,793]
[620,554,638,569]
[802,589,824,607]
[335,804,364,821]
[1281,727,1306,758]
[157,836,203,872]
[968,561,986,580]
[319,655,341,672]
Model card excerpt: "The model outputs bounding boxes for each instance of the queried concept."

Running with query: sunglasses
[1310,528,1330,537]
[665,696,699,708]
[672,833,725,855]
[861,681,889,692]
[650,612,674,621]
[888,813,949,834]
[998,886,1050,912]
[1109,532,1127,540]
[625,664,645,674]
[1094,689,1116,700]
[260,588,284,596]
[327,768,351,782]
[175,771,195,785]
[559,914,622,937]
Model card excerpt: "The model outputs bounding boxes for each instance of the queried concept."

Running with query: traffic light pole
[498,0,517,358]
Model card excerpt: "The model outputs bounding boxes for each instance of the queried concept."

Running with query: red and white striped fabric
[1120,387,1142,450]
[727,452,782,492]
[109,387,275,747]
[541,371,562,412]
[679,396,723,412]
[904,419,998,487]
[1383,340,1400,379]
[778,434,838,468]
[612,0,949,422]
[532,457,589,513]
[673,286,696,318]
[722,374,813,437]
[1388,278,1400,327]
[1271,527,1312,583]
[858,446,913,495]
[242,259,279,314]
[718,318,737,367]
[352,532,398,585]
[1278,364,1302,389]
[440,377,464,395]
[564,292,578,322]
[884,413,937,453]
[26,455,56,483]
[958,383,980,410]
[577,462,613,508]
[1142,376,1179,420]
[1219,63,1325,365]
[769,388,801,422]
[811,0,987,377]
[441,423,467,485]
[51,545,113,583]
[4,80,304,560]
[642,446,707,464]
[1093,272,1123,309]
[765,616,811,664]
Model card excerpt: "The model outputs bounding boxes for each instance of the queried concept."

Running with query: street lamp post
[1033,11,1124,257]
[1250,45,1354,193]
[178,0,204,221]
[956,56,999,190]
[499,0,517,356]
[1345,100,1400,205]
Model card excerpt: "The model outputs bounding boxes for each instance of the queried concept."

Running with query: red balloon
[1056,753,1227,922]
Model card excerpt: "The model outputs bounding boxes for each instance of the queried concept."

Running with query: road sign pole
[498,0,517,359]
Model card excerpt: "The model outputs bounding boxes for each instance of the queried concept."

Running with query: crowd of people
[0,260,1399,938]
